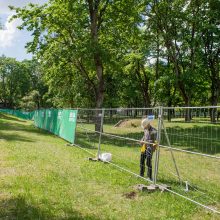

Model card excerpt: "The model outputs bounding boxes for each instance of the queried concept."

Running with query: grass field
[0,113,220,219]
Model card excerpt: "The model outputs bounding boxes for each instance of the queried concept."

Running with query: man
[140,118,157,180]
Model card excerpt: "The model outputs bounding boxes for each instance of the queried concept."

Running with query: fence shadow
[75,131,99,150]
[0,132,34,143]
[0,113,27,123]
[0,118,55,139]
[0,196,48,220]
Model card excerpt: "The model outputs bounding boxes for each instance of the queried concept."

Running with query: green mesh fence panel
[34,109,78,143]
[0,108,78,143]
[0,109,34,120]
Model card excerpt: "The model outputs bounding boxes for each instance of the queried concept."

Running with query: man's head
[141,118,151,129]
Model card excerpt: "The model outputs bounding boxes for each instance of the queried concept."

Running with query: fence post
[153,106,163,185]
[97,108,105,159]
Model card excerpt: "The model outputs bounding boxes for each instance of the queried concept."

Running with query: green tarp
[0,108,78,143]
[0,109,34,120]
[34,109,78,143]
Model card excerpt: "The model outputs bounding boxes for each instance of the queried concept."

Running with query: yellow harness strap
[140,144,146,153]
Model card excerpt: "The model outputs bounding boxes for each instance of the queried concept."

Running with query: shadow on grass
[0,123,53,143]
[0,196,48,220]
[0,113,27,123]
[0,114,56,142]
[0,196,100,220]
[75,132,99,150]
[0,132,34,142]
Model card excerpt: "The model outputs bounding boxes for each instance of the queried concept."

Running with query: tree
[0,56,48,109]
[0,56,30,108]
[22,59,50,108]
[146,0,214,121]
[199,0,220,122]
[11,0,143,129]
[8,0,219,117]
[124,52,152,107]
[19,90,41,111]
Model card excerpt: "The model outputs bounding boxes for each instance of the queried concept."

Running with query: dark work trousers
[140,146,153,179]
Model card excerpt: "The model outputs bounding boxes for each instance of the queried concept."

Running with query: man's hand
[153,141,159,151]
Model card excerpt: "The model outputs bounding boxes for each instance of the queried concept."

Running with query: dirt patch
[114,119,141,128]
[123,191,137,199]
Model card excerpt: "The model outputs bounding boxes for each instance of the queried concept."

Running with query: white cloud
[0,15,21,48]
[0,0,47,60]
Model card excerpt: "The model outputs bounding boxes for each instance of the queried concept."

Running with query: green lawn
[0,113,219,220]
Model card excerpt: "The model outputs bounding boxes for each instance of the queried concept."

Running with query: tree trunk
[167,42,191,122]
[88,0,105,131]
[135,62,151,108]
[209,67,220,123]
[210,84,218,123]
[210,107,217,123]
[203,27,220,123]
[167,99,172,122]
[155,30,160,79]
[95,109,103,132]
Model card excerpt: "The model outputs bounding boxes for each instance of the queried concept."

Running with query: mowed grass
[0,113,219,220]
[76,120,220,218]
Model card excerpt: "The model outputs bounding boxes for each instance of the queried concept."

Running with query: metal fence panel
[1,106,220,213]
[162,106,220,155]
[74,107,220,214]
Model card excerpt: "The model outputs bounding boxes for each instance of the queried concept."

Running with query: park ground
[0,113,219,220]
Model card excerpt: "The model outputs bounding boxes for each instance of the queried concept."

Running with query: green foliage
[0,56,48,109]
[0,56,29,107]
[19,90,40,111]
[6,0,220,108]
[10,0,146,108]
[146,0,220,107]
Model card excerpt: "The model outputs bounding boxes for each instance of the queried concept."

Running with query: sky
[0,0,48,61]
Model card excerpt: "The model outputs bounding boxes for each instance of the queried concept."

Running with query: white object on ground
[184,181,189,192]
[99,153,112,162]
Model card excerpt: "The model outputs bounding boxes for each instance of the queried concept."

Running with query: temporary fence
[0,106,220,214]
[0,108,35,120]
[34,109,78,143]
[0,108,78,144]
[75,106,220,214]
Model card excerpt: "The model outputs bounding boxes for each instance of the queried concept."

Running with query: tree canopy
[2,0,219,113]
